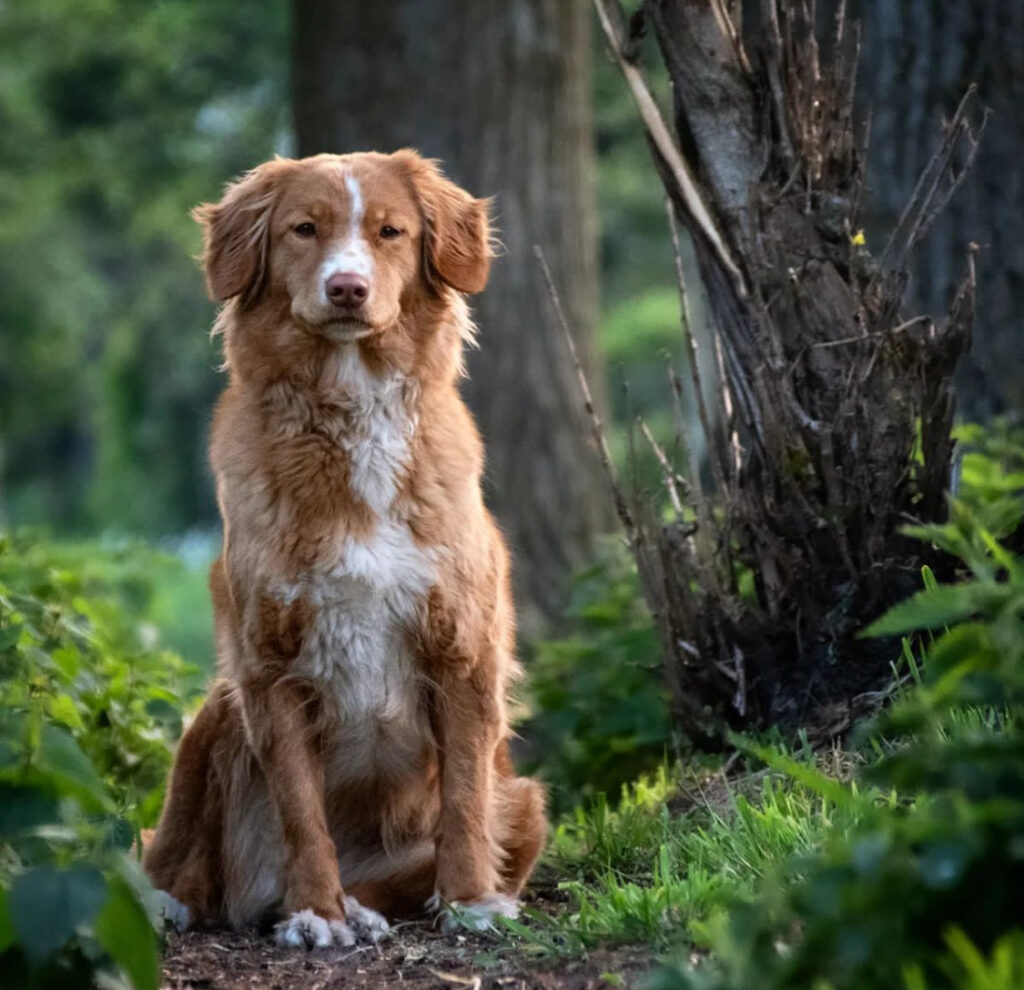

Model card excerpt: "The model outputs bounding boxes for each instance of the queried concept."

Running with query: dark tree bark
[591,0,980,744]
[847,0,1024,421]
[291,0,613,629]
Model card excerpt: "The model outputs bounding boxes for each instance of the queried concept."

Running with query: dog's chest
[276,347,435,775]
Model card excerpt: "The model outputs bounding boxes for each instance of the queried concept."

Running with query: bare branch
[534,245,637,543]
[638,418,686,517]
[592,0,747,296]
[880,86,987,273]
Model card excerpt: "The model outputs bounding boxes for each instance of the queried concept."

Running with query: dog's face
[195,151,491,341]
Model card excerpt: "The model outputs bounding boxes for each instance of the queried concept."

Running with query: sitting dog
[144,150,547,948]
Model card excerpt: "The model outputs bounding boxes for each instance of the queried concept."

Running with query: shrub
[522,545,671,813]
[0,531,197,988]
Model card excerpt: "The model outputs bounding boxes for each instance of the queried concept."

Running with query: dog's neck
[220,290,473,409]
[250,338,417,450]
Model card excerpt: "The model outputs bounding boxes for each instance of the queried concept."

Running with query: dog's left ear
[193,159,291,307]
[395,150,493,295]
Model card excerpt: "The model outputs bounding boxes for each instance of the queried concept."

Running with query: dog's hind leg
[144,681,237,928]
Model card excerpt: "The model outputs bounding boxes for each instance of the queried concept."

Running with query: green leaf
[50,646,81,680]
[94,875,160,990]
[36,724,110,811]
[924,623,994,677]
[9,865,107,962]
[0,783,60,836]
[728,734,863,812]
[0,621,23,652]
[861,582,1010,638]
[47,693,85,731]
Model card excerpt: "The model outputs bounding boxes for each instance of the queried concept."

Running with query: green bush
[522,545,671,813]
[955,417,1024,508]
[652,493,1024,990]
[0,531,198,988]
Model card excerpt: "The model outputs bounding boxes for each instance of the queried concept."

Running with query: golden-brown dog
[144,150,547,948]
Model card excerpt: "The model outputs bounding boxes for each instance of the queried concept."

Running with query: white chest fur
[276,345,435,779]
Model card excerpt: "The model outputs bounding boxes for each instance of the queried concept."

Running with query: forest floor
[160,888,655,990]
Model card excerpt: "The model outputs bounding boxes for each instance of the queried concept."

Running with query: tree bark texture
[595,0,979,743]
[847,0,1024,421]
[292,0,613,629]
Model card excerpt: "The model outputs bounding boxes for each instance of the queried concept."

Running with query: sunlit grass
[514,752,872,953]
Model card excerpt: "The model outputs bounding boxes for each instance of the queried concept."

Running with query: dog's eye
[379,225,401,240]
[294,222,316,238]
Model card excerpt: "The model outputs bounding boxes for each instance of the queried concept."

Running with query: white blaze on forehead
[318,171,373,299]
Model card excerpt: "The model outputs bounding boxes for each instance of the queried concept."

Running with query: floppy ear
[192,160,288,306]
[396,150,492,295]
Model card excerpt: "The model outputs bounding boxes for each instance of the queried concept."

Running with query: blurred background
[1,0,1022,800]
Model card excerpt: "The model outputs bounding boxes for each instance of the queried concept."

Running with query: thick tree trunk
[594,0,979,743]
[846,0,1024,420]
[292,0,612,629]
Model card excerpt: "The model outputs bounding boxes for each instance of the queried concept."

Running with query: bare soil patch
[161,889,655,990]
[161,923,653,990]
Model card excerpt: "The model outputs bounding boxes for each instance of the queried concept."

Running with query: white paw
[343,896,390,942]
[153,890,191,933]
[273,910,355,949]
[430,892,520,933]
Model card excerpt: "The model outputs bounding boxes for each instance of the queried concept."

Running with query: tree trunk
[593,0,979,743]
[845,0,1024,421]
[291,0,613,630]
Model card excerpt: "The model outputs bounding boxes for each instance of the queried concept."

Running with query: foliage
[0,531,199,823]
[522,546,670,813]
[649,492,1024,990]
[0,530,197,988]
[955,417,1024,509]
[511,749,869,955]
[0,0,678,539]
[0,0,288,533]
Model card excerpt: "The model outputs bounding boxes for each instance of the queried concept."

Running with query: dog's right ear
[192,160,290,306]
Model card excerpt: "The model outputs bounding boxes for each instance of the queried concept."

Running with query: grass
[515,748,872,955]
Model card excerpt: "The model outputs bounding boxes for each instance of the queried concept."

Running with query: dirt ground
[160,890,655,990]
[161,926,653,990]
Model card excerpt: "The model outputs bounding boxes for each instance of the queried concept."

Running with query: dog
[143,150,547,948]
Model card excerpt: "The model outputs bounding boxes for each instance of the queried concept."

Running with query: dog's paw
[343,896,390,943]
[273,909,355,949]
[430,892,520,934]
[153,890,192,933]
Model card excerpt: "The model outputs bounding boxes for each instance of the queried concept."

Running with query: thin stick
[592,0,747,297]
[639,418,686,516]
[534,245,637,542]
[879,86,983,273]
[808,315,931,350]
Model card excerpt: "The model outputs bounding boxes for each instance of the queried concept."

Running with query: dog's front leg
[239,675,355,947]
[430,652,519,932]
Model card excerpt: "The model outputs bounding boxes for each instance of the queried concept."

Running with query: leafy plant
[650,493,1024,990]
[0,531,198,824]
[0,531,197,988]
[522,545,671,813]
[519,751,868,954]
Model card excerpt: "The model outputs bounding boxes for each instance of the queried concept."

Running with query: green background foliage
[0,0,677,539]
[0,0,287,533]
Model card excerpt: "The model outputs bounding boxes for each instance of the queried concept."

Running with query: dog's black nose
[326,272,369,308]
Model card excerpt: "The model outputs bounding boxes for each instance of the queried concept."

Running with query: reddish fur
[144,151,546,930]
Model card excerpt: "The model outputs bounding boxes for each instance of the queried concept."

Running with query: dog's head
[194,150,492,342]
